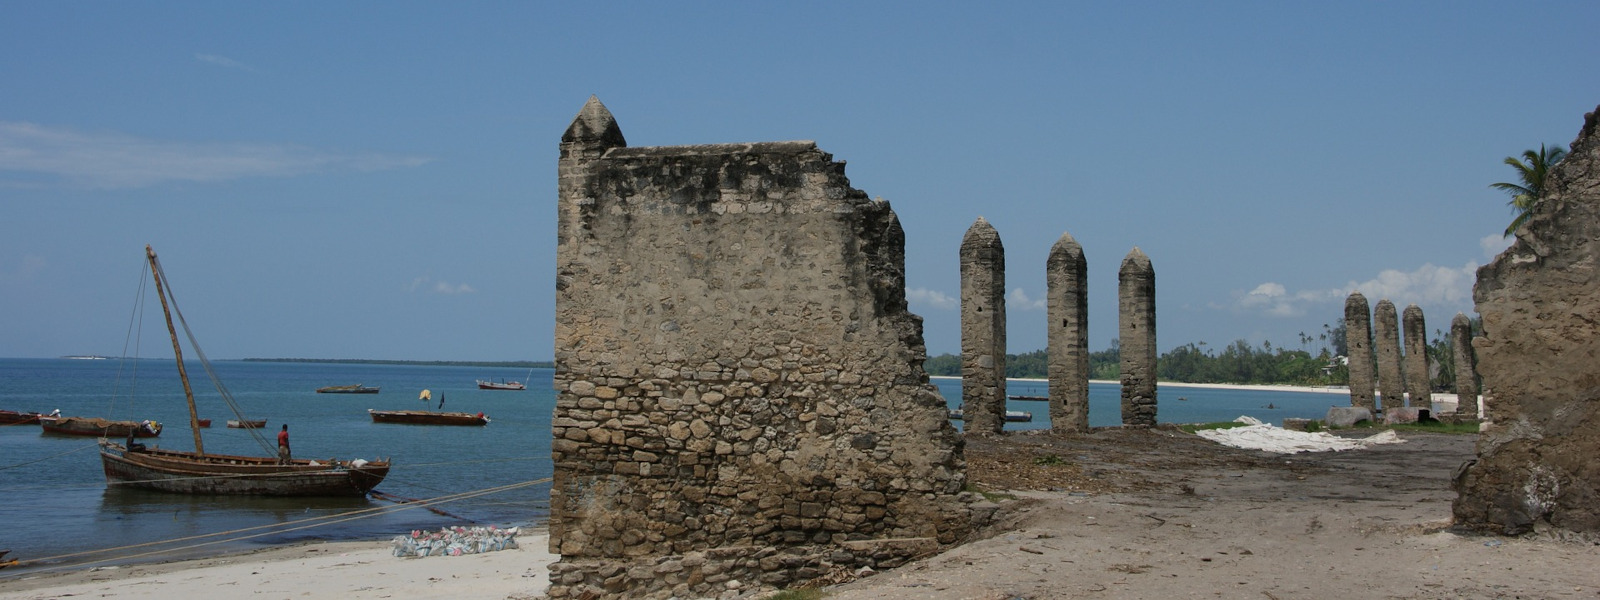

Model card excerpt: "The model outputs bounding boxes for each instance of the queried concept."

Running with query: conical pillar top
[962,217,1002,250]
[562,95,627,149]
[1120,246,1151,273]
[1049,231,1083,257]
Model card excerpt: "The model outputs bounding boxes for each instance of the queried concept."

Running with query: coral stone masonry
[1454,103,1600,535]
[550,97,976,598]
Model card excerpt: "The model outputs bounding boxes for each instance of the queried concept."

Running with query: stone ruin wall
[1454,104,1600,534]
[551,98,975,598]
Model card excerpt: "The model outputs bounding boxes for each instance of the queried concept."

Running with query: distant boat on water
[226,419,267,429]
[476,379,526,390]
[368,409,489,426]
[316,384,380,394]
[0,410,46,426]
[948,408,1033,422]
[42,416,161,438]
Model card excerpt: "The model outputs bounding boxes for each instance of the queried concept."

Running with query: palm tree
[1491,144,1567,237]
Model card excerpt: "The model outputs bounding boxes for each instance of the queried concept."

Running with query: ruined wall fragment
[551,97,974,598]
[1454,104,1600,534]
[1118,247,1156,426]
[1047,232,1089,432]
[1345,292,1376,411]
[960,217,1006,435]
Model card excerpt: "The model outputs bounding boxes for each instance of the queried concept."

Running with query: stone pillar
[1118,247,1156,427]
[1046,232,1089,432]
[1402,304,1431,411]
[1373,299,1404,411]
[960,217,1006,435]
[1450,312,1479,420]
[1344,292,1375,411]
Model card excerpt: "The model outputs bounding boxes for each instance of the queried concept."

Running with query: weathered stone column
[1402,304,1430,411]
[960,217,1006,435]
[1344,292,1375,411]
[1449,312,1479,420]
[1455,103,1600,534]
[1373,299,1405,411]
[1118,247,1156,427]
[1046,232,1089,432]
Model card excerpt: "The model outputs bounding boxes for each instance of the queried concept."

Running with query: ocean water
[0,358,1348,575]
[0,358,554,575]
[932,377,1349,431]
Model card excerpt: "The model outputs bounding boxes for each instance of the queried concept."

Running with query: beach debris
[390,525,519,558]
[1193,416,1403,454]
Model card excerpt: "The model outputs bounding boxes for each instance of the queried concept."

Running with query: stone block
[1324,406,1373,428]
[1383,407,1425,424]
[1281,418,1313,432]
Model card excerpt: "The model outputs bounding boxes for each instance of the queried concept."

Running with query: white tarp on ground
[1194,416,1404,454]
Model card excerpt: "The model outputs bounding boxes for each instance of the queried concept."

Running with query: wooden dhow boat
[475,379,525,391]
[0,409,47,426]
[316,384,380,394]
[368,409,489,426]
[42,416,161,437]
[98,246,390,497]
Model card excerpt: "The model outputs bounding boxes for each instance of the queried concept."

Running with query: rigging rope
[148,252,276,456]
[0,442,97,471]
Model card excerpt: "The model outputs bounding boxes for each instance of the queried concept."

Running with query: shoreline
[929,375,1352,395]
[0,531,555,599]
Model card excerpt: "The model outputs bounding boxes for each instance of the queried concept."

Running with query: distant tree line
[923,315,1480,390]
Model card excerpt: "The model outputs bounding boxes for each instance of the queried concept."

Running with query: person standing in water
[277,424,291,465]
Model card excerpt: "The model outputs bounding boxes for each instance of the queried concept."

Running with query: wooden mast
[146,245,205,456]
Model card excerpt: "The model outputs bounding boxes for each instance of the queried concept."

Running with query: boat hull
[368,409,488,426]
[41,417,161,437]
[476,380,525,391]
[317,385,380,394]
[226,419,267,429]
[1,410,43,426]
[98,441,389,497]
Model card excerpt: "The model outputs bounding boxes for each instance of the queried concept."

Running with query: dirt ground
[826,427,1600,600]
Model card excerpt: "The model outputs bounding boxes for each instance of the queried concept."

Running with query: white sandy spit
[1194,416,1405,453]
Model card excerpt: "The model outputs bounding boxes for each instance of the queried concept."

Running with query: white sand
[0,533,554,600]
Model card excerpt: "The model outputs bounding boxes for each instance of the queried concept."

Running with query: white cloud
[1233,262,1479,319]
[906,287,956,310]
[1480,233,1513,260]
[409,276,475,295]
[1235,282,1334,318]
[434,281,476,295]
[1346,262,1478,306]
[1008,288,1047,311]
[195,53,258,72]
[0,121,431,189]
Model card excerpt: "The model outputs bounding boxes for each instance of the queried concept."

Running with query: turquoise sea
[0,358,1348,577]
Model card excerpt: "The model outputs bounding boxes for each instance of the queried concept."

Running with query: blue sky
[3,2,1598,361]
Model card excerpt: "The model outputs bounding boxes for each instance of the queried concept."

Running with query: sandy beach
[0,535,556,600]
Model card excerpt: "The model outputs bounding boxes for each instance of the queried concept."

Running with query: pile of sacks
[391,525,520,557]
